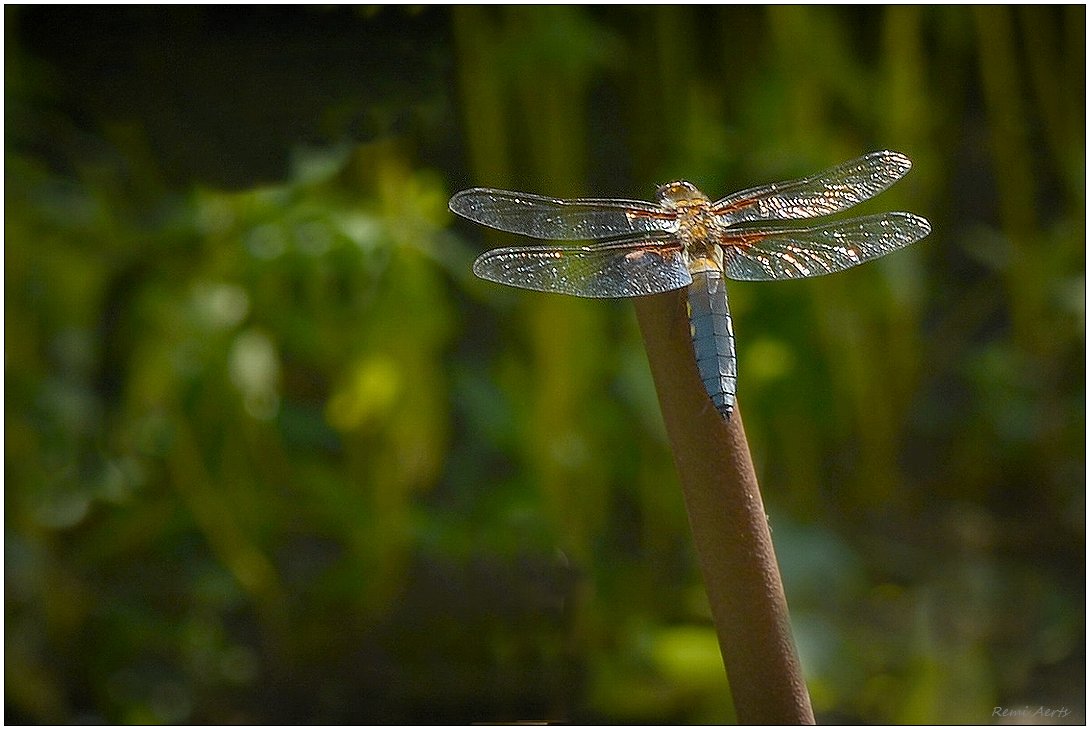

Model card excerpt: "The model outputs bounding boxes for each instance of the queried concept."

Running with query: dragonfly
[449,150,931,421]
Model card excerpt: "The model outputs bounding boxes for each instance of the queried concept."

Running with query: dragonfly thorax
[655,180,710,208]
[656,181,721,261]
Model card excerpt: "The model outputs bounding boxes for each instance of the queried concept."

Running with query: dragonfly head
[655,180,709,208]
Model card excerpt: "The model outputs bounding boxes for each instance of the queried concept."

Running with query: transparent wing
[712,150,914,226]
[450,188,676,241]
[720,212,931,281]
[472,234,691,298]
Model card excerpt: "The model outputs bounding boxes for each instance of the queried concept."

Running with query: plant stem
[633,289,815,725]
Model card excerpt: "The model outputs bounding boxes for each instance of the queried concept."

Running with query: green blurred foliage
[5,5,1084,724]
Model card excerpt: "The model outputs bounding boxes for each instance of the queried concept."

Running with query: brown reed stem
[634,289,815,725]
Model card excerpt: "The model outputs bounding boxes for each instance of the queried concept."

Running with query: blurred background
[5,5,1084,724]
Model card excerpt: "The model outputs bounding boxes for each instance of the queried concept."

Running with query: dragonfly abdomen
[686,269,737,420]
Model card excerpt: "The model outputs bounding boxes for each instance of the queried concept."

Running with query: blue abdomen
[687,268,737,420]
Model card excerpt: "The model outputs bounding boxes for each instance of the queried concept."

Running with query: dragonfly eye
[656,180,708,207]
